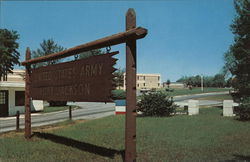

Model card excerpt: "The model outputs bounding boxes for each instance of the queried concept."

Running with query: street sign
[30,51,118,102]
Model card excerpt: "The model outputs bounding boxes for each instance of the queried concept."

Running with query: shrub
[49,101,67,106]
[137,92,177,117]
[112,89,126,100]
[165,88,174,92]
[236,97,250,120]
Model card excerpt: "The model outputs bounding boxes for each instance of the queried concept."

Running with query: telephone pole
[201,74,204,92]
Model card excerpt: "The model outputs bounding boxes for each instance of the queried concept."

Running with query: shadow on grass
[225,154,250,162]
[33,132,124,159]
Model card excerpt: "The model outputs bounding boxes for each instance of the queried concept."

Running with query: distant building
[5,69,25,82]
[0,69,43,117]
[123,73,161,90]
[163,82,185,89]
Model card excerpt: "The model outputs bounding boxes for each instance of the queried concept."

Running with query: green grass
[42,105,78,113]
[1,108,250,161]
[158,87,232,97]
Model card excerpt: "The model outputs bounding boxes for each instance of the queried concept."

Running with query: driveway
[0,102,115,133]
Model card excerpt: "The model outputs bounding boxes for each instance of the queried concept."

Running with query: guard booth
[0,77,44,117]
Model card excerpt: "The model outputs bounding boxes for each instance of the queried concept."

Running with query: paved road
[173,91,229,107]
[0,102,115,133]
[173,91,229,101]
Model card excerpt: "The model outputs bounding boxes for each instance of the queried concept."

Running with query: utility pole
[201,74,204,92]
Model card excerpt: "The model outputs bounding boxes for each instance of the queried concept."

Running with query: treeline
[176,73,230,88]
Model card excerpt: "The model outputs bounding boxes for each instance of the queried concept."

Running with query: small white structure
[115,106,126,115]
[188,100,199,115]
[0,81,44,117]
[223,100,235,117]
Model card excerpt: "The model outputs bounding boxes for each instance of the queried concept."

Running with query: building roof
[123,73,161,76]
[0,82,25,88]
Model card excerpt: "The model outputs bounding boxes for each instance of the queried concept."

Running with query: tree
[0,29,20,81]
[226,0,250,98]
[75,49,104,60]
[113,68,125,89]
[166,79,171,88]
[224,0,250,119]
[223,51,237,77]
[176,74,226,88]
[212,73,226,88]
[32,39,66,106]
[31,39,65,68]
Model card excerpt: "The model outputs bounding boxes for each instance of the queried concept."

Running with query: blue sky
[1,0,235,81]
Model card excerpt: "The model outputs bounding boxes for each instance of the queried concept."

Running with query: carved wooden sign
[30,51,118,102]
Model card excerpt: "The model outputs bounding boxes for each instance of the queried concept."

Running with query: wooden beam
[125,8,137,162]
[25,47,31,139]
[21,27,147,66]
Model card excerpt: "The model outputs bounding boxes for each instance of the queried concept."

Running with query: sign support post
[125,8,137,162]
[25,47,31,139]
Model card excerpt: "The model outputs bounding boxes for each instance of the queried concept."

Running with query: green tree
[223,51,237,77]
[166,79,171,88]
[0,29,20,81]
[113,68,125,89]
[31,39,65,68]
[75,49,104,60]
[212,73,226,88]
[31,39,66,106]
[177,74,226,88]
[225,0,250,119]
[227,0,250,99]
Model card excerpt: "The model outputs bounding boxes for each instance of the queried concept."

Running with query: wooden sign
[30,52,118,102]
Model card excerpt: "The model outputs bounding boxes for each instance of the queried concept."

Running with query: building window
[144,76,146,80]
[0,92,6,104]
[137,76,139,80]
[158,76,160,81]
[15,91,25,106]
[143,83,146,87]
[137,84,139,87]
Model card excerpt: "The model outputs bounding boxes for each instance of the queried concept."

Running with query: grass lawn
[42,105,79,113]
[158,87,232,97]
[1,108,250,161]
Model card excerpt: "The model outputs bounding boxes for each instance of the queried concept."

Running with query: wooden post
[25,47,31,138]
[16,111,20,131]
[125,8,137,162]
[69,106,72,120]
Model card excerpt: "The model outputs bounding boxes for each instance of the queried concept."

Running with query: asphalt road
[173,91,229,107]
[173,91,229,101]
[0,102,115,133]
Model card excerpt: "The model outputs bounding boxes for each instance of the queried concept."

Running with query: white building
[0,70,43,117]
[123,73,161,90]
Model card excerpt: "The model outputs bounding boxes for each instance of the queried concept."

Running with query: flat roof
[0,82,25,88]
[124,73,161,76]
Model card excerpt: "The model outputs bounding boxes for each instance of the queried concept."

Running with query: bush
[112,89,126,100]
[165,88,174,92]
[137,92,177,117]
[49,101,67,106]
[236,97,250,120]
